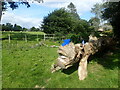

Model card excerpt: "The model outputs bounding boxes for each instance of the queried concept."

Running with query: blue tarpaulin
[62,39,71,46]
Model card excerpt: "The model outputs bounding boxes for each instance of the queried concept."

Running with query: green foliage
[90,3,104,31]
[1,1,30,11]
[1,0,44,11]
[42,8,74,34]
[89,17,100,31]
[2,23,28,31]
[91,3,103,19]
[13,24,23,31]
[2,23,13,31]
[67,2,80,20]
[30,27,40,31]
[42,8,91,43]
[102,2,120,40]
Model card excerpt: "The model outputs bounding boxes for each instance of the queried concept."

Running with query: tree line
[41,2,94,43]
[2,23,40,31]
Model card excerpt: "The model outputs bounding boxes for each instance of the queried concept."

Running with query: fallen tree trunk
[51,35,114,80]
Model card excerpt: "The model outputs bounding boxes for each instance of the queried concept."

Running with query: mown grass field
[1,32,119,88]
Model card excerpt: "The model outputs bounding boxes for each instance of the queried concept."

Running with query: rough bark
[51,35,113,80]
[78,55,89,80]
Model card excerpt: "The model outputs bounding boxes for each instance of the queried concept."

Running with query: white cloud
[39,0,103,16]
[1,0,103,28]
[1,12,42,29]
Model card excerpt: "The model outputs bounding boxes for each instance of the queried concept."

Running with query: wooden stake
[44,34,45,41]
[8,34,10,43]
[37,34,39,42]
[25,34,27,42]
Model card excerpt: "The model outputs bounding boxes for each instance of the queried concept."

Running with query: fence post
[53,34,55,41]
[8,34,10,43]
[44,34,45,41]
[25,34,27,42]
[37,34,39,42]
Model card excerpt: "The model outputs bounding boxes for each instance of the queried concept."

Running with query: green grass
[24,31,45,35]
[1,31,119,88]
[0,37,2,90]
[1,31,45,35]
[2,39,119,88]
[1,31,45,41]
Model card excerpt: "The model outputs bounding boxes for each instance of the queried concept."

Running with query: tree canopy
[89,17,100,31]
[102,2,120,40]
[2,23,40,31]
[41,6,91,43]
[67,2,80,20]
[90,3,103,31]
[41,8,75,34]
[2,23,26,31]
[1,0,43,11]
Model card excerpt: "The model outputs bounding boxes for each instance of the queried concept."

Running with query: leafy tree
[1,0,43,11]
[91,3,103,20]
[89,17,100,31]
[30,27,40,31]
[13,24,22,31]
[42,7,91,43]
[2,24,7,31]
[102,1,120,40]
[35,28,40,31]
[22,27,28,31]
[30,27,36,31]
[41,8,76,34]
[67,2,80,20]
[6,23,13,31]
[91,3,104,30]
[2,23,29,31]
[2,23,13,31]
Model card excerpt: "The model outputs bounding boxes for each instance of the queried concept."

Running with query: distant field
[25,31,45,35]
[1,31,45,35]
[1,31,45,41]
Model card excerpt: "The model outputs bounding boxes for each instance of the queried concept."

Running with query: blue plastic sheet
[62,39,71,46]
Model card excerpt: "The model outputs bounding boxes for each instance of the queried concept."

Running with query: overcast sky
[1,0,103,29]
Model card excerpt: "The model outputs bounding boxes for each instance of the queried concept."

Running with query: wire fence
[3,33,65,43]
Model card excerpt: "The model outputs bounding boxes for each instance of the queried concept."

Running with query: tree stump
[51,35,113,80]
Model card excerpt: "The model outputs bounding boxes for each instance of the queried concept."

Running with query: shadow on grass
[88,47,120,70]
[62,62,79,75]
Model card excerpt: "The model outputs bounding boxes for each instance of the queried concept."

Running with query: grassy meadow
[1,31,119,88]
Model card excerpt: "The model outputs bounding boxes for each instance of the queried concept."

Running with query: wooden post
[44,34,45,41]
[53,34,55,41]
[25,34,27,42]
[37,34,39,42]
[8,34,10,43]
